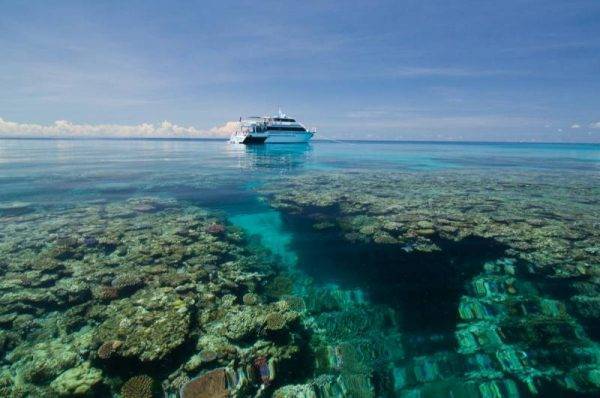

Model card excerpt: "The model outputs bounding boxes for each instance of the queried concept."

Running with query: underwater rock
[50,361,103,396]
[121,375,154,398]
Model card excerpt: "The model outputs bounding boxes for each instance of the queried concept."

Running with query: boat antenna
[278,107,285,118]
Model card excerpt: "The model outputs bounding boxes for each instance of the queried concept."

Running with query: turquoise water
[0,139,599,397]
[1,139,597,204]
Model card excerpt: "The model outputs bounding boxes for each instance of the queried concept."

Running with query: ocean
[0,138,599,397]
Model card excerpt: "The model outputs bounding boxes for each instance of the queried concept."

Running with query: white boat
[229,110,315,144]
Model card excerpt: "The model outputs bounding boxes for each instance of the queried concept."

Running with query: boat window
[266,126,306,131]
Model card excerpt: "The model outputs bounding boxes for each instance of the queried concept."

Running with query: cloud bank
[0,117,238,139]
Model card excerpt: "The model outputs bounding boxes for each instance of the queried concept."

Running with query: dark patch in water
[185,184,257,208]
[283,212,507,354]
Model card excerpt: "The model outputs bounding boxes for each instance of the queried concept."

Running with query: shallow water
[0,139,599,397]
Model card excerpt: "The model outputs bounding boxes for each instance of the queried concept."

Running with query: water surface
[0,139,598,398]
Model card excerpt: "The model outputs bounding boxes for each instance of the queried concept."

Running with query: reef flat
[0,198,318,397]
[260,169,600,397]
[1,140,599,398]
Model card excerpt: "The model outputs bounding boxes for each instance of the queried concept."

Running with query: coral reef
[205,223,226,235]
[93,285,119,301]
[93,288,192,362]
[259,170,600,396]
[110,273,144,294]
[96,340,122,360]
[121,375,154,398]
[262,171,599,277]
[1,164,599,397]
[50,361,103,396]
[0,198,309,397]
[179,368,229,398]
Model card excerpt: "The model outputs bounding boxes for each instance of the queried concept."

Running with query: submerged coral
[259,170,600,397]
[121,375,154,398]
[0,198,305,397]
[1,163,599,397]
[50,361,103,396]
[179,368,229,398]
[96,340,122,360]
[93,288,192,362]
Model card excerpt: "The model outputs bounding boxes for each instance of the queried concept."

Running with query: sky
[1,0,600,142]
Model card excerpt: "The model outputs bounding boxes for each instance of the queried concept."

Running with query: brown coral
[205,223,226,235]
[93,285,119,301]
[111,273,144,293]
[121,375,153,398]
[264,312,286,331]
[97,340,122,359]
[180,368,229,398]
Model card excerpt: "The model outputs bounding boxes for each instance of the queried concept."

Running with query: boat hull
[229,133,268,144]
[264,131,313,143]
[230,131,314,144]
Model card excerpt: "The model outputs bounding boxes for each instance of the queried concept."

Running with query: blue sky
[1,0,600,142]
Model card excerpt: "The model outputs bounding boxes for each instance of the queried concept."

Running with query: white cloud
[0,117,238,138]
[590,122,600,129]
[571,124,581,129]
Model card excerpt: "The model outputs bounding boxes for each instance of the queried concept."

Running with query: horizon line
[0,136,598,145]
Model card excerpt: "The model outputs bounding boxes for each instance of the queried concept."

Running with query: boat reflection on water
[226,142,313,172]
